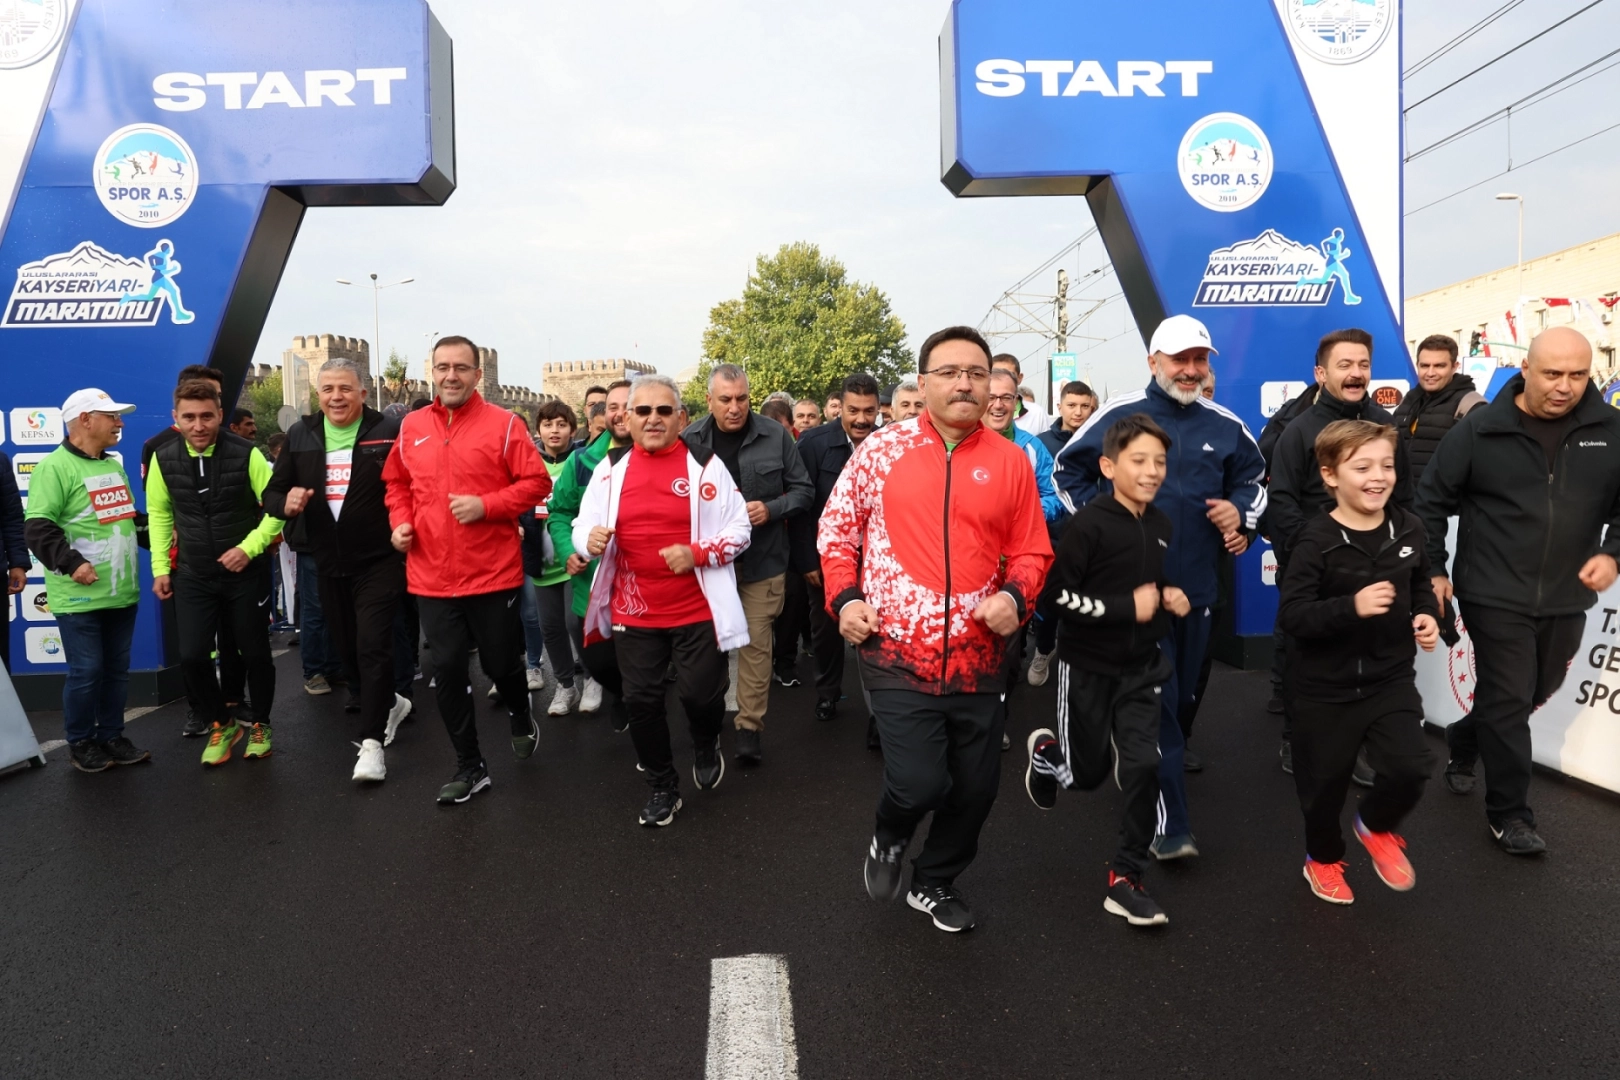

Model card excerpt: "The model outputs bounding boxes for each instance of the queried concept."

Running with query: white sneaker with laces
[384,693,413,746]
[547,684,579,716]
[1027,650,1052,687]
[578,676,604,713]
[527,665,545,691]
[353,739,386,782]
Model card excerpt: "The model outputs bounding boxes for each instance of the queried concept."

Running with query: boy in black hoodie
[1278,419,1440,906]
[1024,414,1189,928]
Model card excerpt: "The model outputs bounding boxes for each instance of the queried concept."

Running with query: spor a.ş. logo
[1177,113,1272,213]
[93,123,198,229]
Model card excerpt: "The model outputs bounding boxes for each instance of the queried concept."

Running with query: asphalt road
[4,638,1619,1078]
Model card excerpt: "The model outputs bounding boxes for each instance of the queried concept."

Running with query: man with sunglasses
[683,364,813,766]
[821,326,1053,933]
[382,335,552,805]
[573,375,752,828]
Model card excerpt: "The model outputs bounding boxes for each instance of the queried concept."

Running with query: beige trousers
[734,574,786,731]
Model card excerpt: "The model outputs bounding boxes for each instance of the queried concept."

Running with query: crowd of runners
[9,314,1620,933]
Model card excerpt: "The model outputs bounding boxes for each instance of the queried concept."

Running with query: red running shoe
[1354,816,1415,891]
[1303,858,1354,905]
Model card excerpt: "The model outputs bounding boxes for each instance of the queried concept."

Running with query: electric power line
[1404,0,1527,80]
[1404,118,1620,216]
[1404,0,1610,113]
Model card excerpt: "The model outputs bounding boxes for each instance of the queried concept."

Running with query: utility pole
[1053,268,1069,411]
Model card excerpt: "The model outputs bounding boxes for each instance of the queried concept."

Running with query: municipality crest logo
[94,123,198,228]
[1284,0,1394,65]
[3,239,195,328]
[1193,228,1362,307]
[0,0,67,70]
[1177,113,1271,213]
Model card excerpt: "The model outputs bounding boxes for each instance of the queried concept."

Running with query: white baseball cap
[62,388,137,420]
[1149,314,1218,357]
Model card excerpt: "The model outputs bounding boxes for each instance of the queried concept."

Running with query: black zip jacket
[683,412,813,583]
[0,451,28,572]
[1417,373,1620,617]
[1392,372,1484,483]
[261,407,401,575]
[789,421,857,574]
[1049,494,1172,674]
[1256,386,1316,538]
[1277,505,1440,702]
[1268,388,1413,564]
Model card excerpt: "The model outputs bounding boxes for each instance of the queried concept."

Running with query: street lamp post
[1495,193,1524,305]
[336,273,415,395]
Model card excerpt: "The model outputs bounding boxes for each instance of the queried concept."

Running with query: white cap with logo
[62,388,137,420]
[1149,314,1218,357]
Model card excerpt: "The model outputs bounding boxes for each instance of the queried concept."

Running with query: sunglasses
[632,404,677,417]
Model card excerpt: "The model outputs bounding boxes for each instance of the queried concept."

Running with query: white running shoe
[527,665,545,691]
[352,739,386,782]
[1027,650,1053,687]
[547,684,579,716]
[578,676,604,713]
[384,693,413,746]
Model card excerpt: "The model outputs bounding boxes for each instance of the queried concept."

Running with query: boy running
[1025,414,1188,928]
[1277,420,1439,904]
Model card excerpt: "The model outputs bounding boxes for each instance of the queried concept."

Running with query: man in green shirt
[146,379,284,766]
[23,387,150,773]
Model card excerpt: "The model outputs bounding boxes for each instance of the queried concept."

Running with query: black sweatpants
[1051,657,1166,877]
[1450,601,1585,828]
[871,688,1003,888]
[320,556,406,744]
[172,561,276,726]
[1289,683,1433,864]
[805,578,846,706]
[773,571,810,669]
[616,620,729,791]
[418,589,531,770]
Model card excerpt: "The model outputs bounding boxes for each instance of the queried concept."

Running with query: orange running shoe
[1303,858,1354,905]
[1354,816,1415,891]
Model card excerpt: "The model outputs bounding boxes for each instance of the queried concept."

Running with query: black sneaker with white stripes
[693,738,724,790]
[640,789,682,827]
[906,883,975,932]
[1025,728,1061,810]
[863,837,907,901]
[1104,871,1168,927]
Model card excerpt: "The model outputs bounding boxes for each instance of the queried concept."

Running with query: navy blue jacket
[1037,418,1073,462]
[0,451,27,572]
[1053,380,1267,606]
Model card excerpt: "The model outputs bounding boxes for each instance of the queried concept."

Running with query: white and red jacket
[572,442,752,650]
[382,392,551,598]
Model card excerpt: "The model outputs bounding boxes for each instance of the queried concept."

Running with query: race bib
[326,449,353,520]
[83,471,136,524]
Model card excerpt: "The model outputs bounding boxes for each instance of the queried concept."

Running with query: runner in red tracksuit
[381,336,552,805]
[820,327,1052,933]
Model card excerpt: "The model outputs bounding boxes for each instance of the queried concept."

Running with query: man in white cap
[23,388,150,773]
[1053,314,1267,858]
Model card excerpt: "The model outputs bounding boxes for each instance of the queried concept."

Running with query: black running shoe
[1444,759,1476,795]
[640,789,682,827]
[1279,738,1293,775]
[1352,746,1375,788]
[181,710,209,738]
[69,739,113,773]
[1492,819,1547,856]
[345,690,362,714]
[734,728,761,766]
[814,698,837,722]
[693,739,724,790]
[101,737,151,766]
[906,883,975,932]
[864,836,907,901]
[1104,871,1168,927]
[436,762,491,805]
[772,661,802,688]
[1183,749,1203,772]
[1025,728,1060,810]
[610,702,630,733]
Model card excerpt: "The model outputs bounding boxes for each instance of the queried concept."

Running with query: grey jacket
[683,412,813,583]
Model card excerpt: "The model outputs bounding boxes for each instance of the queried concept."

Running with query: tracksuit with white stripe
[1038,493,1174,878]
[1054,380,1268,841]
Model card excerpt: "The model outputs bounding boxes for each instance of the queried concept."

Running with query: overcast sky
[252,0,1620,399]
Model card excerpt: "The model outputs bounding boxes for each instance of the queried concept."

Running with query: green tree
[701,243,912,401]
[382,348,409,405]
[246,369,286,442]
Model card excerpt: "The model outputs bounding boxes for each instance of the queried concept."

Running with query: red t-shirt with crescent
[611,442,709,628]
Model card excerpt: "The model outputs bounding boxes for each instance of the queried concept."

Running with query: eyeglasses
[632,404,677,417]
[987,394,1018,406]
[925,366,991,383]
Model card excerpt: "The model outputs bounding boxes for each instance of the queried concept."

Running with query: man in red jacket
[382,336,552,805]
[820,326,1053,933]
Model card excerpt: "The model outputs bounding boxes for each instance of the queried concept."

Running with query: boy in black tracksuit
[1278,419,1440,905]
[1024,414,1188,928]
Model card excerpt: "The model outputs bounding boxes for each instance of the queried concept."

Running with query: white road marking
[706,954,798,1080]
